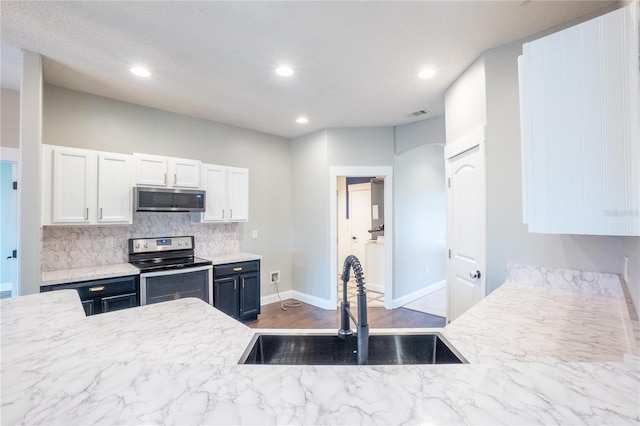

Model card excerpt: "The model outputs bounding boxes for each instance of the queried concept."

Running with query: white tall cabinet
[43,145,133,225]
[519,4,639,236]
[195,164,249,223]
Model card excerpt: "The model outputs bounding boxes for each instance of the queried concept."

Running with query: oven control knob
[178,241,183,246]
[135,243,140,249]
[143,243,148,248]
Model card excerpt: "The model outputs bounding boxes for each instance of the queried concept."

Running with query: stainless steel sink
[239,332,467,365]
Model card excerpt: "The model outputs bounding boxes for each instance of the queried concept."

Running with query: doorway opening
[337,177,386,309]
[329,166,393,309]
[0,147,20,298]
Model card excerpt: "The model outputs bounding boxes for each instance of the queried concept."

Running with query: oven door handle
[139,265,213,278]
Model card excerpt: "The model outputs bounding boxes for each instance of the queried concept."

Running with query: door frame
[444,126,487,321]
[330,166,393,309]
[0,147,21,297]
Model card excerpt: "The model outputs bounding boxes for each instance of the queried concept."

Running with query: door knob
[469,270,481,279]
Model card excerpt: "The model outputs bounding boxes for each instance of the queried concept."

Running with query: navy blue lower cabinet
[213,260,260,322]
[41,275,140,316]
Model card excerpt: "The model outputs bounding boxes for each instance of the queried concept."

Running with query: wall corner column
[19,50,43,295]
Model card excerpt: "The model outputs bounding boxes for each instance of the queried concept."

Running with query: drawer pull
[233,267,243,272]
[89,286,105,292]
[85,207,89,220]
[174,174,177,185]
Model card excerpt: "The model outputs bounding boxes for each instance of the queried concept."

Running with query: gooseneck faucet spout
[338,255,369,365]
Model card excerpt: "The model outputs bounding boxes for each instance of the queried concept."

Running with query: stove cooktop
[130,256,212,273]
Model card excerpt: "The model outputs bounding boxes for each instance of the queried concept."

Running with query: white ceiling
[1,1,617,138]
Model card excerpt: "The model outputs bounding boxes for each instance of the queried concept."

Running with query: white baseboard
[261,289,335,310]
[261,290,293,306]
[367,283,385,293]
[261,290,336,310]
[292,290,336,310]
[390,279,446,309]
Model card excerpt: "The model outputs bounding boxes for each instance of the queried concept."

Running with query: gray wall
[291,130,329,299]
[444,57,486,143]
[393,132,446,299]
[395,116,446,154]
[42,85,293,299]
[1,88,20,148]
[445,41,628,296]
[19,52,43,296]
[291,127,394,303]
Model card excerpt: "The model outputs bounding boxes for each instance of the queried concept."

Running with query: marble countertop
[40,253,262,287]
[5,264,639,425]
[198,252,262,265]
[41,263,140,286]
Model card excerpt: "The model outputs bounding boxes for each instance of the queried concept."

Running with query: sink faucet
[338,255,369,365]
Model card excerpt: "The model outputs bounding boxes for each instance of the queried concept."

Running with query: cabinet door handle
[164,173,167,185]
[230,209,233,218]
[233,282,237,290]
[89,286,105,292]
[233,267,243,272]
[99,207,103,220]
[85,208,89,220]
[222,210,225,219]
[241,278,245,289]
[174,174,177,185]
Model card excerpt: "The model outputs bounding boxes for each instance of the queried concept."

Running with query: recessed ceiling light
[130,66,151,77]
[276,66,294,77]
[418,68,437,79]
[296,117,308,124]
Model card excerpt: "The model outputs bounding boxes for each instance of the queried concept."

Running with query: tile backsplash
[41,213,239,271]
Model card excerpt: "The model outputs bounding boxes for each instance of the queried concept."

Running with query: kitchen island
[2,264,638,425]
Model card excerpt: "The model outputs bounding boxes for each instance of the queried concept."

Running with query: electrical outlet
[252,230,258,239]
[270,271,280,285]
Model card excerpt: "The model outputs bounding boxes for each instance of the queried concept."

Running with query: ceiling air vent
[406,109,430,118]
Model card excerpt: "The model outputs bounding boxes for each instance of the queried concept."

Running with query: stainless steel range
[128,236,213,306]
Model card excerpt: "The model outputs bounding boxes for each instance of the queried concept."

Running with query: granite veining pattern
[200,252,262,265]
[41,263,140,286]
[505,263,624,297]
[2,268,639,425]
[41,213,240,271]
[443,282,636,363]
[86,298,255,365]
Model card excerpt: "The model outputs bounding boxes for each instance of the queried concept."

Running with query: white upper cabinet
[519,4,639,236]
[50,147,94,224]
[201,164,227,221]
[194,164,249,223]
[227,167,249,222]
[43,145,133,226]
[133,153,200,188]
[98,153,132,223]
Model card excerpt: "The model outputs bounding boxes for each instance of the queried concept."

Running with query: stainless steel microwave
[134,187,206,212]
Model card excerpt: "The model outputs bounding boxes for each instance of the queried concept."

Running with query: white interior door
[348,183,371,271]
[445,127,486,322]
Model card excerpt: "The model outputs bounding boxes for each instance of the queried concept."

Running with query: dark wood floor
[247,298,446,329]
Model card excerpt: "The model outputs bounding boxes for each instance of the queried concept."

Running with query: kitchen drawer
[101,293,138,313]
[41,275,140,316]
[43,275,138,299]
[214,261,259,278]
